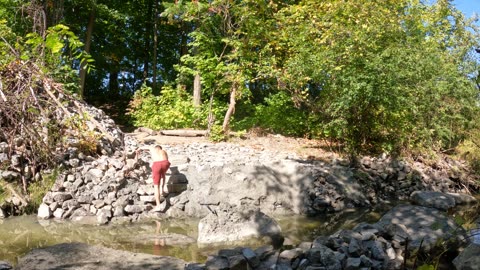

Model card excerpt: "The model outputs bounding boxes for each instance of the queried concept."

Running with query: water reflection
[0,202,452,267]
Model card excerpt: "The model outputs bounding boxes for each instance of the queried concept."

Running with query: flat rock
[446,192,477,205]
[375,205,462,251]
[15,242,186,270]
[410,191,456,211]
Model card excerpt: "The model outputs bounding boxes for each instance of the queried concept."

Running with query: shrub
[128,84,209,130]
[26,169,58,213]
[237,91,312,137]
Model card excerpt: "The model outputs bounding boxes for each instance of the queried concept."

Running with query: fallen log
[160,129,207,137]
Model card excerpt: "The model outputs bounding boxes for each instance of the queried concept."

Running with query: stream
[1,201,478,268]
[0,206,387,266]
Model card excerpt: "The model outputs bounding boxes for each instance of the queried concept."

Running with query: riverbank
[1,100,479,269]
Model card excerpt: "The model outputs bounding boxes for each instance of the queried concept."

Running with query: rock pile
[188,204,469,270]
[1,99,478,228]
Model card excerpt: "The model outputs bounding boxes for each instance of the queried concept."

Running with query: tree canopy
[1,0,479,157]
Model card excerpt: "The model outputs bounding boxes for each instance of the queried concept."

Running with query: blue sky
[453,0,480,21]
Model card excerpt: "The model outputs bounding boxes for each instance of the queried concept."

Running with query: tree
[265,0,480,154]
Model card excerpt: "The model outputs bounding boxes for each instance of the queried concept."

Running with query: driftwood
[160,129,207,137]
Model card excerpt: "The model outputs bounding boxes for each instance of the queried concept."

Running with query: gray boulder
[375,205,463,251]
[410,191,456,211]
[446,193,477,205]
[0,261,12,270]
[37,203,52,219]
[15,242,186,270]
[453,243,480,270]
[197,204,283,245]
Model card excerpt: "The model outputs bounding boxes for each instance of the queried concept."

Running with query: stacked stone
[0,101,124,216]
[37,149,190,224]
[302,154,477,216]
[186,223,409,270]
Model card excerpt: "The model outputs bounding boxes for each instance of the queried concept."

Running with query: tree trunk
[193,72,201,107]
[152,0,159,95]
[180,21,188,57]
[43,0,64,28]
[79,7,95,99]
[143,0,153,82]
[222,84,237,134]
[108,71,119,96]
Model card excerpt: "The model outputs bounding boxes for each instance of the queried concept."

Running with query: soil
[128,129,341,162]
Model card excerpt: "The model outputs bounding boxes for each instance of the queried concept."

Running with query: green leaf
[45,34,64,54]
[417,264,435,270]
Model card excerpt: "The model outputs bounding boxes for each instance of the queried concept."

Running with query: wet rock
[205,255,229,270]
[185,263,206,270]
[306,244,341,269]
[375,204,463,251]
[15,242,186,270]
[453,243,480,270]
[348,238,362,257]
[242,247,260,268]
[410,191,456,210]
[345,257,361,270]
[255,245,275,261]
[227,255,247,270]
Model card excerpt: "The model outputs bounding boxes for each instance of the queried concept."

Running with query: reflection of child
[153,221,166,256]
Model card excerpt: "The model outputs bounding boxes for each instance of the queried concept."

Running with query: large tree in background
[1,0,479,156]
[262,0,480,154]
[162,0,283,133]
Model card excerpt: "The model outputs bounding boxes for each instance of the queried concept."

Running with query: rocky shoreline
[1,101,480,269]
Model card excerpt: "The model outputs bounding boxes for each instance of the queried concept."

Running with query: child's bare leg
[159,177,165,195]
[154,184,161,207]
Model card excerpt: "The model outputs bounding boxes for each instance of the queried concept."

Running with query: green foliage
[26,169,58,213]
[21,24,94,94]
[127,83,219,130]
[2,0,480,158]
[0,182,9,204]
[268,0,480,155]
[209,124,226,142]
[237,91,312,137]
[417,264,435,270]
[0,16,94,95]
[63,113,100,156]
[456,136,480,174]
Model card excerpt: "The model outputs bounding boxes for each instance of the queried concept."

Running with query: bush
[127,84,203,129]
[456,137,480,174]
[26,169,58,213]
[236,91,313,137]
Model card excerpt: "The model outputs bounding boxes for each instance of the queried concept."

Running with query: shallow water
[0,207,387,266]
[2,201,476,267]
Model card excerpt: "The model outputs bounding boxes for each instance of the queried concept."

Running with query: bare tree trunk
[79,7,95,99]
[108,70,119,96]
[43,0,64,28]
[207,90,216,134]
[222,84,237,134]
[193,72,201,107]
[143,1,153,82]
[152,0,159,95]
